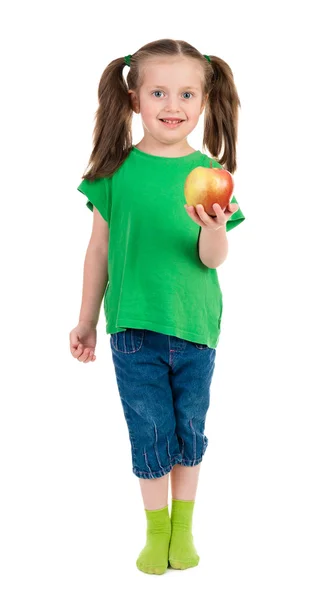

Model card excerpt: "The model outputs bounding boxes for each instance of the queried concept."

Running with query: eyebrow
[148,85,200,91]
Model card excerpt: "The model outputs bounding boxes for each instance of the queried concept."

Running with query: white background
[1,1,334,598]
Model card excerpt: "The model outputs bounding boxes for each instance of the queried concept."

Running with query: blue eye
[151,91,193,99]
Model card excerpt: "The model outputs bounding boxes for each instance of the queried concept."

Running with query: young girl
[69,38,245,575]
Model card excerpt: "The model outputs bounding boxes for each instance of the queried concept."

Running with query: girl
[69,38,245,575]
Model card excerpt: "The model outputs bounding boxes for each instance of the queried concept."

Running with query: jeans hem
[133,455,183,479]
[180,439,208,467]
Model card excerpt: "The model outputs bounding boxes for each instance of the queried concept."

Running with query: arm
[78,207,109,326]
[198,226,229,269]
[185,202,240,269]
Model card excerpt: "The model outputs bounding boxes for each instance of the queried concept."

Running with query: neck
[135,138,195,158]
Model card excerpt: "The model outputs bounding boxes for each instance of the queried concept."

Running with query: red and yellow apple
[184,161,234,216]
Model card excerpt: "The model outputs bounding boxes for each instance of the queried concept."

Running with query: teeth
[162,119,181,123]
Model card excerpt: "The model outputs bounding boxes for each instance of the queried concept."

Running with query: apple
[184,161,234,216]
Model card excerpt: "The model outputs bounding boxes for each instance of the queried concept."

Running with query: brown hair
[80,38,241,181]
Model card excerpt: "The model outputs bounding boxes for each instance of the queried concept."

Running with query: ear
[128,90,140,114]
[200,93,209,115]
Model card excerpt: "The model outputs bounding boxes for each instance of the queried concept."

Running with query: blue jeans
[110,328,216,479]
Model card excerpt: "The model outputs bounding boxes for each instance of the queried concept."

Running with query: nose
[164,94,182,112]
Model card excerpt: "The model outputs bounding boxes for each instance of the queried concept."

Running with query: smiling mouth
[159,119,185,123]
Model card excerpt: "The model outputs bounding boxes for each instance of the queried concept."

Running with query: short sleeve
[77,177,110,223]
[226,195,246,232]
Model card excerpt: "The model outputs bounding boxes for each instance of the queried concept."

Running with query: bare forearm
[78,244,108,326]
[199,226,229,269]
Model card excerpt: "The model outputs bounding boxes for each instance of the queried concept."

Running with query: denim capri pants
[110,328,216,479]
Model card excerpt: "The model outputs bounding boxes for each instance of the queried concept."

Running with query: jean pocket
[110,328,145,354]
[194,342,209,350]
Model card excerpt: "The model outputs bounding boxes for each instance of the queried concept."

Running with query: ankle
[171,499,195,532]
[145,505,171,535]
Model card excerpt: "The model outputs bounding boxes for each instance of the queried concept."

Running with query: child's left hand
[184,202,239,230]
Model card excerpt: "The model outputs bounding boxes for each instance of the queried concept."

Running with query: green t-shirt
[77,146,245,348]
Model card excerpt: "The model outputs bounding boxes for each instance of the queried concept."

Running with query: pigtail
[203,56,241,174]
[81,57,133,181]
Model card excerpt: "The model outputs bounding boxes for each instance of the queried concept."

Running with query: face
[128,57,208,147]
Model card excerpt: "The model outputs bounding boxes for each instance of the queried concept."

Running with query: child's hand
[69,322,97,362]
[184,202,239,230]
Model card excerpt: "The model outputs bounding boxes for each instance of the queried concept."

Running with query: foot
[168,499,199,570]
[136,507,171,575]
[168,530,200,570]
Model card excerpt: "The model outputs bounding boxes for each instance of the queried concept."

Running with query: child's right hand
[69,322,97,363]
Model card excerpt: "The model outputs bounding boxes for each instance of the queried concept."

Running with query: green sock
[169,499,200,570]
[136,506,171,575]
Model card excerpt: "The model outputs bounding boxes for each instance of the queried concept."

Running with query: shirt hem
[105,318,219,349]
